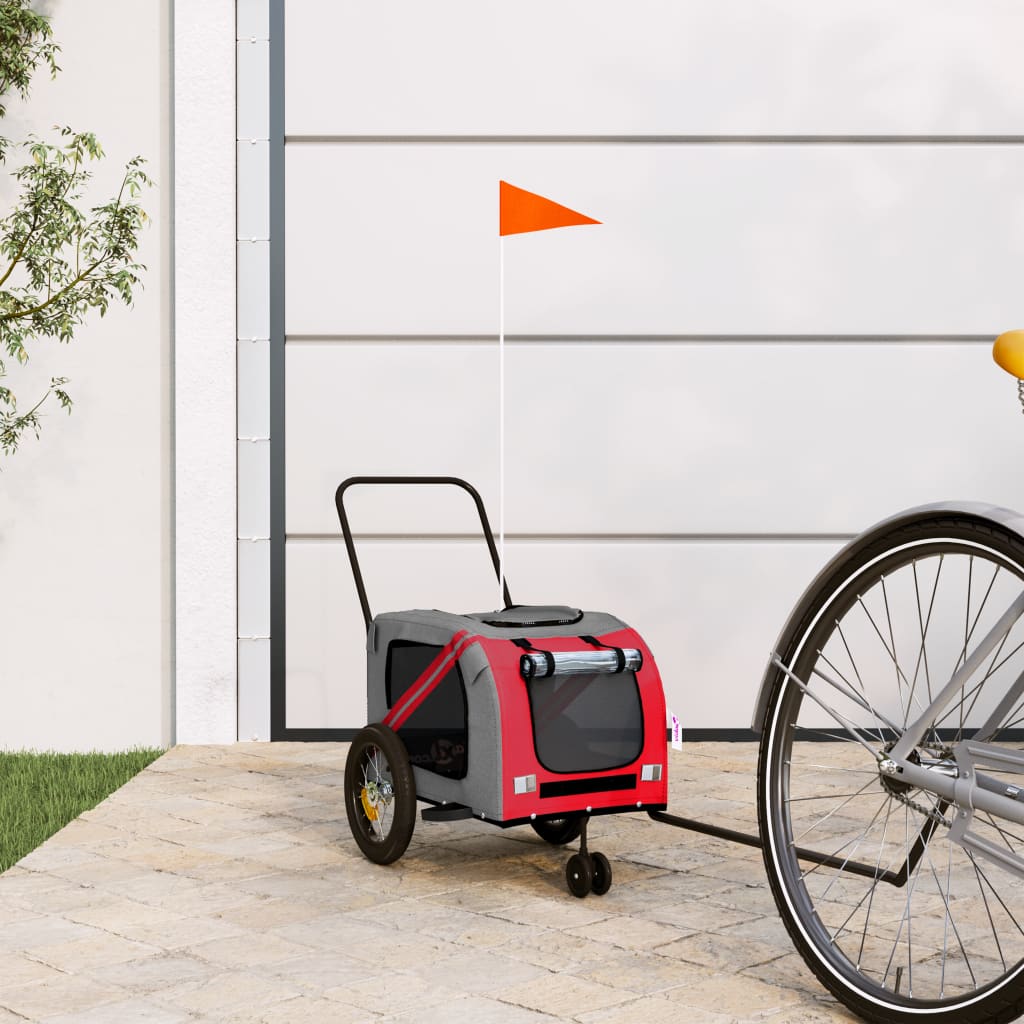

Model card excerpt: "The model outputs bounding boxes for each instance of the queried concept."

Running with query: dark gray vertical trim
[269,0,286,740]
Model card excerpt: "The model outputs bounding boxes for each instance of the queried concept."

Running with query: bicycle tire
[345,723,416,865]
[758,510,1024,1024]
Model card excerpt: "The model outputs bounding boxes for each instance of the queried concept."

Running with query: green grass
[0,748,164,872]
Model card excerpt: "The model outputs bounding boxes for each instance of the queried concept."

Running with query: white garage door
[267,0,1024,739]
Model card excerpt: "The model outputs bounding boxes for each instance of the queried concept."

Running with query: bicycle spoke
[879,576,909,728]
[809,660,901,736]
[965,849,1024,939]
[792,776,879,845]
[934,631,1024,735]
[857,591,931,729]
[789,762,880,775]
[923,837,976,994]
[836,618,867,695]
[953,562,1001,674]
[817,650,889,744]
[906,556,941,726]
[774,657,883,759]
[855,795,896,970]
[980,810,1024,851]
[786,791,881,803]
[817,794,892,901]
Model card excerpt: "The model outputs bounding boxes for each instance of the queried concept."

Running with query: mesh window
[527,672,643,774]
[386,640,468,779]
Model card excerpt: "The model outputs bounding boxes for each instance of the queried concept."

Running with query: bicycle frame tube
[889,589,1024,761]
[975,664,1024,741]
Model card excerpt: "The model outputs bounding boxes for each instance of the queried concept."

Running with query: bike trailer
[337,476,668,896]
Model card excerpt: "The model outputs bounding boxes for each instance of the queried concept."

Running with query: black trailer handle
[335,476,513,630]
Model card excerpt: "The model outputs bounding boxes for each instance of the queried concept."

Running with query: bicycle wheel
[345,723,416,865]
[758,509,1024,1024]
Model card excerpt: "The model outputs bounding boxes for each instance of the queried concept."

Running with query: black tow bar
[647,809,909,887]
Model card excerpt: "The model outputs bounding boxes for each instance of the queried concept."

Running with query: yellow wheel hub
[360,786,379,821]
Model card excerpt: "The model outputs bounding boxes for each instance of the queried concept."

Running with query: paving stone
[381,994,558,1023]
[569,950,714,995]
[45,997,193,1024]
[328,972,456,1014]
[742,953,833,999]
[490,896,613,930]
[499,930,624,973]
[0,974,127,1020]
[1,882,112,918]
[225,994,376,1024]
[260,950,383,995]
[402,946,549,994]
[17,844,107,873]
[658,930,788,972]
[89,952,223,995]
[495,974,631,1017]
[661,972,805,1018]
[151,970,301,1016]
[187,931,320,969]
[0,915,105,952]
[577,994,731,1024]
[30,931,162,972]
[565,913,691,951]
[214,895,335,930]
[419,882,532,915]
[106,911,248,950]
[761,1002,861,1024]
[0,949,67,987]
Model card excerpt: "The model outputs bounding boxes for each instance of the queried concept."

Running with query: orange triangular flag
[499,180,600,236]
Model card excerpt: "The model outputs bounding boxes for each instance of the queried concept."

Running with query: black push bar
[335,476,513,631]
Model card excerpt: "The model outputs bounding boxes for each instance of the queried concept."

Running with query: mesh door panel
[527,672,643,773]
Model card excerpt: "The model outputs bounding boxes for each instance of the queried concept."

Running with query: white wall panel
[285,538,843,730]
[0,0,172,751]
[285,1,1024,136]
[285,341,1024,537]
[286,145,1024,337]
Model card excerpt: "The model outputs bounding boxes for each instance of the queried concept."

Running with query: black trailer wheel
[345,723,416,865]
[531,816,584,845]
[565,852,593,898]
[589,852,612,896]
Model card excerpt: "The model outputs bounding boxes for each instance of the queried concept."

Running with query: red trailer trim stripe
[384,629,474,731]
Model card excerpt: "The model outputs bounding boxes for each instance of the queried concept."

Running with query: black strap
[580,634,627,673]
[510,637,554,679]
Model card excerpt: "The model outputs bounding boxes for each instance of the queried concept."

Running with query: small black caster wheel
[590,851,612,895]
[565,852,593,898]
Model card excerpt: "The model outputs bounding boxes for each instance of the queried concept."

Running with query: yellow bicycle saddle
[993,329,1024,378]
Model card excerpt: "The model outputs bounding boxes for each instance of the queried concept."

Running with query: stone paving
[0,743,865,1023]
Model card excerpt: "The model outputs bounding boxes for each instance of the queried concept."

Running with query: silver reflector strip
[520,648,642,680]
[641,764,663,782]
[513,774,536,795]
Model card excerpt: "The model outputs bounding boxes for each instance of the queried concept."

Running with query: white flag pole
[498,234,505,610]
